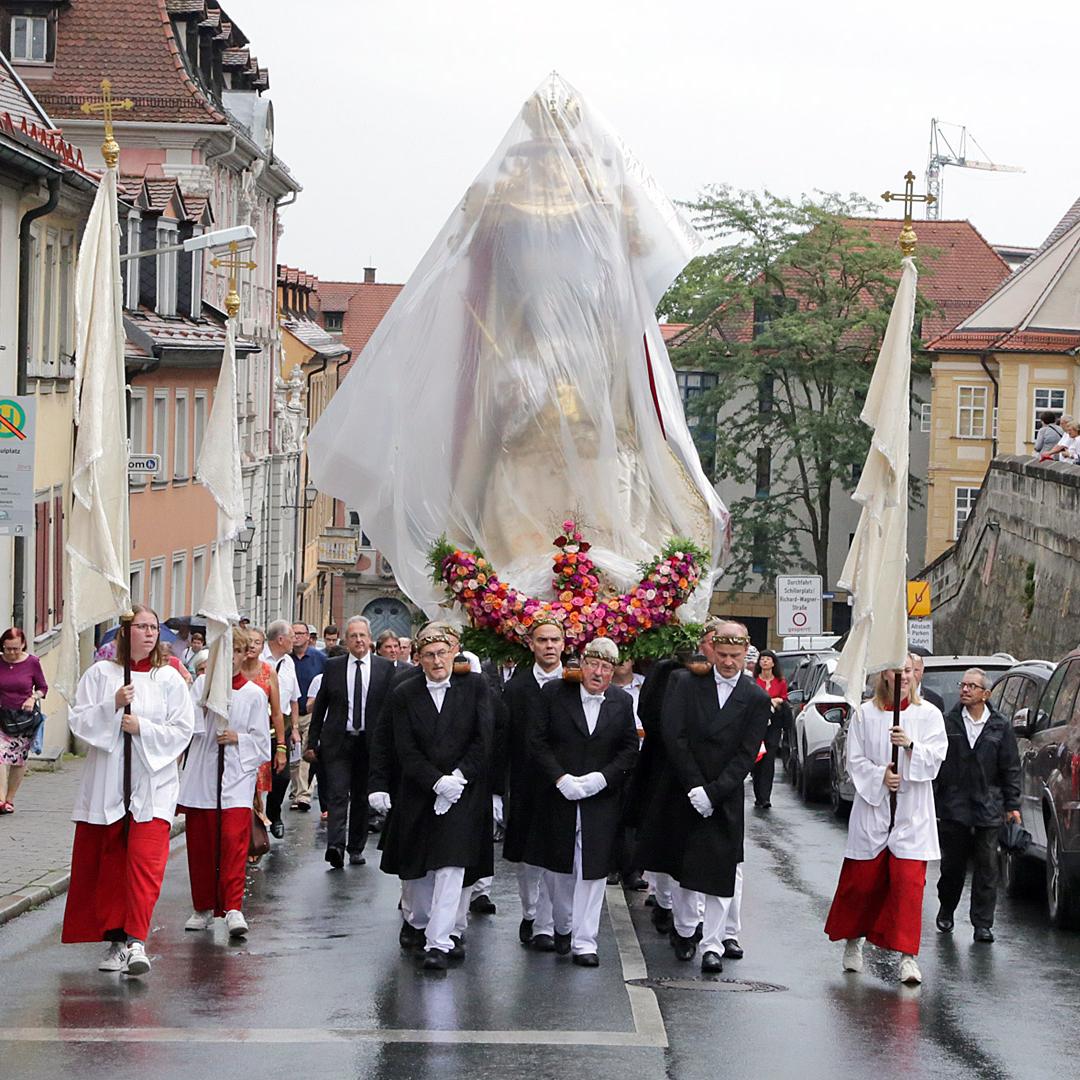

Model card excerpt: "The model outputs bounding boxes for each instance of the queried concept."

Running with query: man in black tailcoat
[305,616,394,869]
[637,619,769,974]
[379,624,494,971]
[526,636,639,968]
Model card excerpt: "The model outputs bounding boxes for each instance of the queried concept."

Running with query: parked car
[789,656,850,802]
[777,649,838,763]
[828,654,1015,819]
[1002,652,1080,927]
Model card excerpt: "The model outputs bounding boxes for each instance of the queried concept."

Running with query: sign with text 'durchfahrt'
[0,396,36,535]
[776,575,823,637]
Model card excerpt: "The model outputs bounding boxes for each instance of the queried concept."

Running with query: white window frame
[130,561,145,607]
[194,390,209,470]
[126,211,142,310]
[1033,387,1067,441]
[58,233,75,376]
[190,242,204,314]
[152,390,169,482]
[129,388,148,488]
[173,390,189,480]
[919,402,932,433]
[11,14,47,63]
[191,546,207,616]
[956,385,988,439]
[954,486,980,539]
[170,551,187,617]
[156,221,179,317]
[42,229,58,373]
[149,558,166,615]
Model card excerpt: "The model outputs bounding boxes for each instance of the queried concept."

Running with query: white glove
[688,786,713,818]
[434,793,452,815]
[434,775,467,803]
[556,774,586,801]
[578,772,607,798]
[492,794,504,826]
[368,791,392,814]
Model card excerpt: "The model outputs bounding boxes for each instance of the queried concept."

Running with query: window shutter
[53,492,65,626]
[34,501,49,637]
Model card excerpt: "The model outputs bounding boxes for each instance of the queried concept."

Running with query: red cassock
[62,818,171,943]
[824,849,927,955]
[180,807,250,916]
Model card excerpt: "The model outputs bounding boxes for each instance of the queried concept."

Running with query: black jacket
[935,703,1021,827]
[499,664,552,862]
[307,653,394,758]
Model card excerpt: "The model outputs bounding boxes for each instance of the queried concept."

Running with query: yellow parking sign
[907,581,931,618]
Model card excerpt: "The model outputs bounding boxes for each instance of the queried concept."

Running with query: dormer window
[324,311,344,333]
[11,14,47,62]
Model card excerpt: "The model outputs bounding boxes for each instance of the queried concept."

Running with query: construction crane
[925,119,1024,219]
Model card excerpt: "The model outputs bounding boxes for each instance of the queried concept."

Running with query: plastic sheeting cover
[307,74,729,618]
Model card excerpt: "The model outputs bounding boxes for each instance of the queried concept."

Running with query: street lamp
[118,224,256,263]
[285,482,318,511]
[236,514,256,553]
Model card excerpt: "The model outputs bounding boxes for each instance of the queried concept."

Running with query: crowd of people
[1035,410,1080,463]
[38,604,1019,989]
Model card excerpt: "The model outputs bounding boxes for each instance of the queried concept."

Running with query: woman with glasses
[0,627,48,813]
[61,604,194,979]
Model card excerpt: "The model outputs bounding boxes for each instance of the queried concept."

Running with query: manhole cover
[627,977,787,993]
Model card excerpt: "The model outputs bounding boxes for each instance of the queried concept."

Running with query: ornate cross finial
[79,79,134,170]
[881,171,937,257]
[211,241,258,320]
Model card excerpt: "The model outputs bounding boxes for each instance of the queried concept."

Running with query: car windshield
[921,666,1007,714]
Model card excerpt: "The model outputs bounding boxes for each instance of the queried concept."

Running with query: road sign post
[776,575,823,638]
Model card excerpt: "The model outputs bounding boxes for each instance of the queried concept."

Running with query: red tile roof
[928,328,1080,355]
[315,280,405,370]
[35,0,226,126]
[660,323,690,343]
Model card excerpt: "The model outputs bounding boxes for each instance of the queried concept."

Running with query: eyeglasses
[131,623,159,633]
[421,648,453,661]
[957,681,986,691]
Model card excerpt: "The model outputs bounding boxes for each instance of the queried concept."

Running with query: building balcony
[317,527,360,569]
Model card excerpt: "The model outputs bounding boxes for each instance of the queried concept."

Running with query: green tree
[662,187,932,593]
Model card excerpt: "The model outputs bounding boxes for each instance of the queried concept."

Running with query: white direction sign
[776,574,823,637]
[908,618,934,652]
[128,454,161,475]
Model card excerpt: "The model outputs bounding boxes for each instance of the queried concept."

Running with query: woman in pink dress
[0,627,48,813]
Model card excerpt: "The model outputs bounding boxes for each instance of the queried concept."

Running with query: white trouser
[471,875,493,898]
[400,879,425,930]
[646,871,674,910]
[672,882,733,956]
[517,863,554,935]
[455,886,472,936]
[724,864,744,939]
[545,819,606,955]
[404,867,466,952]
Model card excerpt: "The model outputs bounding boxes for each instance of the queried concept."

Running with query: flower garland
[429,520,707,651]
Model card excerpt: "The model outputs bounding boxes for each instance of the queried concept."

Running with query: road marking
[605,883,669,1048]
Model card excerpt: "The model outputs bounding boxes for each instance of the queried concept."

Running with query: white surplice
[178,676,270,810]
[843,699,947,861]
[68,661,195,825]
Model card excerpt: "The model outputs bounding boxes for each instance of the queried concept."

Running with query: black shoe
[974,926,994,943]
[701,951,723,974]
[651,905,673,935]
[554,932,572,956]
[269,821,284,839]
[294,801,311,813]
[422,948,447,971]
[673,933,697,962]
[572,952,599,967]
[722,938,743,959]
[448,935,466,960]
[692,921,703,943]
[348,854,366,866]
[644,895,656,907]
[606,872,620,885]
[519,918,535,945]
[469,894,496,915]
[531,934,556,952]
[623,876,648,891]
[325,847,344,869]
[935,909,954,933]
[399,921,424,949]
[754,801,772,809]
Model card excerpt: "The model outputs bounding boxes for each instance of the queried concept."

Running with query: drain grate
[627,977,787,993]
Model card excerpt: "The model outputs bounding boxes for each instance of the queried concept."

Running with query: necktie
[352,658,363,731]
[426,680,451,691]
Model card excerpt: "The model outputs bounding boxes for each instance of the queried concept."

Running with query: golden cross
[881,170,937,257]
[211,241,258,320]
[79,79,134,170]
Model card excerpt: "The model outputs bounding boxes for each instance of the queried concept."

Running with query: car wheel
[1000,845,1041,899]
[830,774,850,820]
[798,739,810,801]
[787,740,799,785]
[1045,818,1080,929]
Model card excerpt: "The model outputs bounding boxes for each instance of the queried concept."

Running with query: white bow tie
[715,674,740,688]
[583,693,606,703]
[426,680,451,691]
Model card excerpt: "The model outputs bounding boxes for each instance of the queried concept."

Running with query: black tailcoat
[379,672,493,881]
[525,680,639,880]
[636,669,769,896]
[624,659,681,829]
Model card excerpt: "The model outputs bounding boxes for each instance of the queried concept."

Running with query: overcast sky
[232,0,1079,285]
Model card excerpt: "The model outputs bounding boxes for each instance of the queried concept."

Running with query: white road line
[605,883,669,1048]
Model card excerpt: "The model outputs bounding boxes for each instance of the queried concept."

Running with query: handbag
[0,701,42,738]
[248,811,270,859]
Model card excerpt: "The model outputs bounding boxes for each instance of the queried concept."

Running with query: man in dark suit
[306,616,394,869]
[637,619,769,974]
[526,636,639,968]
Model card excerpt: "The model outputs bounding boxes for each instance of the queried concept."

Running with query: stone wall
[921,456,1080,660]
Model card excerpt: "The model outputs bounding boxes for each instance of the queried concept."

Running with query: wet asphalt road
[1,779,1079,1080]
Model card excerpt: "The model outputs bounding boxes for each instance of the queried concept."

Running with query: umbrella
[99,621,180,646]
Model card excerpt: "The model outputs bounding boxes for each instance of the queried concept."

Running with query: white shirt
[843,699,948,861]
[533,662,563,688]
[347,652,371,731]
[69,662,195,825]
[426,679,451,712]
[261,645,300,707]
[714,670,740,709]
[614,673,645,717]
[179,677,271,809]
[961,705,988,749]
[306,672,324,710]
[580,686,605,734]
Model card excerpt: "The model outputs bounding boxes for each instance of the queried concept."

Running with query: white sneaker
[98,941,128,972]
[123,941,151,977]
[224,910,249,939]
[899,954,922,985]
[185,909,214,931]
[842,937,864,973]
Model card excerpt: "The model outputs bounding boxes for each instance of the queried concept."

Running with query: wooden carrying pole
[122,612,133,824]
[888,671,901,831]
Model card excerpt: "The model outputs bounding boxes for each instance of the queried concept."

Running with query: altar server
[824,655,947,985]
[62,606,195,978]
[526,637,638,967]
[179,628,269,939]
